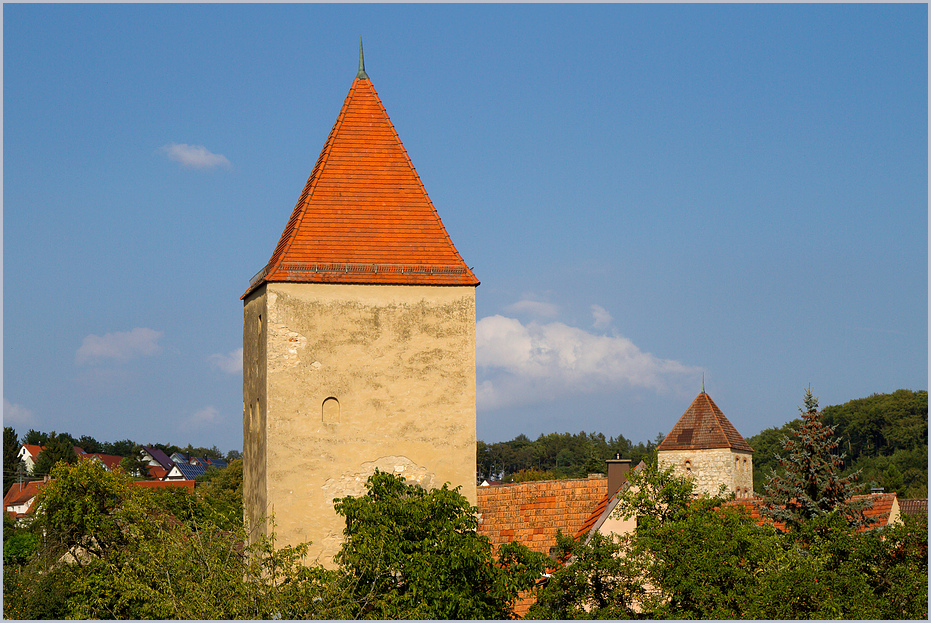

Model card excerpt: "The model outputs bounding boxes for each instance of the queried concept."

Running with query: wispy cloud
[476,314,702,411]
[591,304,613,330]
[75,328,163,365]
[182,406,223,433]
[504,299,560,318]
[208,347,243,374]
[161,143,231,169]
[3,398,37,427]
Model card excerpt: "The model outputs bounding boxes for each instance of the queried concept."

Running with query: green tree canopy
[332,470,547,619]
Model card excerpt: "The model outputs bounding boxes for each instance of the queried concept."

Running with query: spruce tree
[760,386,869,531]
[31,431,78,478]
[4,426,23,495]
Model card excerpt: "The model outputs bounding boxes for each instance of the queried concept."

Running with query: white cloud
[503,299,560,318]
[182,406,223,433]
[161,143,231,169]
[476,315,702,411]
[3,398,37,427]
[591,304,613,330]
[75,328,163,365]
[209,347,243,374]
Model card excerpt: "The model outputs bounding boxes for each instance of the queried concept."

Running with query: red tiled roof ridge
[657,391,753,452]
[243,76,478,298]
[728,492,898,531]
[574,461,647,540]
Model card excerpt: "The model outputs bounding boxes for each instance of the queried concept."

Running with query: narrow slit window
[322,397,340,423]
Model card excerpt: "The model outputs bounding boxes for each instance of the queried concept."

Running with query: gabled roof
[141,446,174,471]
[19,444,43,460]
[243,60,478,298]
[174,463,207,480]
[476,476,609,554]
[3,480,46,514]
[574,461,646,540]
[147,466,169,480]
[81,453,125,471]
[657,392,753,453]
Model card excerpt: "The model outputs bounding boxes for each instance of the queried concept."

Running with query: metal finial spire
[356,37,369,80]
[702,373,705,394]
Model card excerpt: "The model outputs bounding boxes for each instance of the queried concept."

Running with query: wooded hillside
[747,389,927,497]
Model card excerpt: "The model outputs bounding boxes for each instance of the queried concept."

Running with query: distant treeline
[480,389,928,497]
[747,389,928,498]
[476,431,664,483]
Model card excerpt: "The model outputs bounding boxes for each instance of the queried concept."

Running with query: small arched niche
[322,397,340,424]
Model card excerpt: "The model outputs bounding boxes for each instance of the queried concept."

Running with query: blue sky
[3,4,927,456]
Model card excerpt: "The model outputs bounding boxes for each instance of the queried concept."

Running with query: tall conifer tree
[760,386,869,530]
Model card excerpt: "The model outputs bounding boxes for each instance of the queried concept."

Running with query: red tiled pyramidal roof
[243,54,478,298]
[657,392,754,453]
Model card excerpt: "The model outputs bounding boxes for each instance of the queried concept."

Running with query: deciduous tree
[332,470,547,619]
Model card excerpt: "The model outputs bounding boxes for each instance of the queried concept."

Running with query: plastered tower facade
[242,52,479,566]
[657,392,754,498]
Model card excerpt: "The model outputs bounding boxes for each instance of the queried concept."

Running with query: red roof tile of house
[574,461,646,540]
[729,492,900,531]
[898,498,927,516]
[147,465,169,480]
[243,67,478,298]
[81,453,125,471]
[20,444,43,460]
[476,476,609,554]
[476,476,609,616]
[657,392,753,452]
[3,480,46,518]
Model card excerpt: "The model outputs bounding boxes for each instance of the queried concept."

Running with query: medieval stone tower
[657,391,754,498]
[241,48,479,565]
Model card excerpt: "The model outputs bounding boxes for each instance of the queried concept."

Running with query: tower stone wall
[657,448,754,498]
[243,281,476,565]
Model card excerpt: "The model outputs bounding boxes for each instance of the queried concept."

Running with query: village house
[16,443,87,475]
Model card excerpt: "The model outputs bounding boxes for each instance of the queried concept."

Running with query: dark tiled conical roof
[657,392,753,452]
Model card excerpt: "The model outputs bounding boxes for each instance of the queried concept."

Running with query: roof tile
[244,75,478,297]
[657,392,753,452]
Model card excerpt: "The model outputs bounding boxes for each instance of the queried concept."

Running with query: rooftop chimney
[606,454,631,496]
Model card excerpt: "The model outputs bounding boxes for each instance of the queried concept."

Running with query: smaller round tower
[657,391,754,498]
